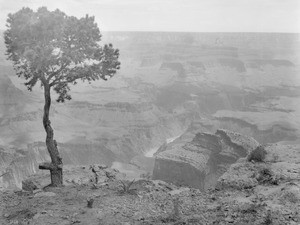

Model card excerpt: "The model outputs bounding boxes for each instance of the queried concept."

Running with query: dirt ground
[1,176,300,225]
[1,144,300,225]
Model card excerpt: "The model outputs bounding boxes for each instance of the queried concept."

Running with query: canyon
[0,32,299,190]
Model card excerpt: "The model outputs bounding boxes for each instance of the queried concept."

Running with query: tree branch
[39,73,47,85]
[48,63,68,85]
[39,162,56,170]
[39,162,63,170]
[50,68,90,87]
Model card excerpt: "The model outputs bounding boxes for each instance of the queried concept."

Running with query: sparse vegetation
[256,167,279,185]
[119,179,137,194]
[248,145,267,162]
[87,197,94,208]
[1,167,299,225]
[140,172,152,180]
[89,165,99,184]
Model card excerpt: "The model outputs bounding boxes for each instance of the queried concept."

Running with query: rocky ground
[1,143,299,225]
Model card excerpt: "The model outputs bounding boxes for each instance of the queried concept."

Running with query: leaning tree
[4,7,120,186]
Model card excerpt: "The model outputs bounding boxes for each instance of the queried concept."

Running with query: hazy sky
[0,0,299,33]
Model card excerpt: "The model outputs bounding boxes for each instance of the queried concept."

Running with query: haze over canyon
[0,31,299,190]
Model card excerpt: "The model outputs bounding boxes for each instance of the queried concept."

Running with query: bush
[140,172,151,180]
[119,179,137,195]
[248,146,267,162]
[256,167,279,185]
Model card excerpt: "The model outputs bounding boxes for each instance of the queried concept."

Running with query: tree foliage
[4,7,120,102]
[4,7,120,186]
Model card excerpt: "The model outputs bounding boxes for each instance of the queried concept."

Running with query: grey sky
[0,0,299,32]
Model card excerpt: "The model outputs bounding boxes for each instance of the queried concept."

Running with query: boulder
[22,179,41,192]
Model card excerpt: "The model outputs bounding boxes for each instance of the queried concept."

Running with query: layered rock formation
[1,31,299,190]
[152,129,259,190]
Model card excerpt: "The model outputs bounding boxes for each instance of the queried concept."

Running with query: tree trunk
[39,83,63,186]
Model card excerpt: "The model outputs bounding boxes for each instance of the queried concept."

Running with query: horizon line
[100,30,300,34]
[0,29,299,35]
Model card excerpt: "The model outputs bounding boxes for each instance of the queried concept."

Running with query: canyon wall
[152,129,259,190]
[0,32,299,189]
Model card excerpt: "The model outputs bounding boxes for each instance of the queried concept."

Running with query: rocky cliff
[152,129,259,190]
[0,145,47,189]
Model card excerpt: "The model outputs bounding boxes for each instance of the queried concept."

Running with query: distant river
[144,135,181,157]
[111,134,181,178]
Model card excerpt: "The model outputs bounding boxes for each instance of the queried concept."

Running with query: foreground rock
[1,143,299,225]
[153,129,259,189]
[21,164,125,191]
[217,143,300,190]
[214,143,300,225]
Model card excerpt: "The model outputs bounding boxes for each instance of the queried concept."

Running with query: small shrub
[257,167,279,185]
[87,197,94,208]
[140,172,151,180]
[248,146,267,162]
[89,165,99,184]
[119,179,137,194]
